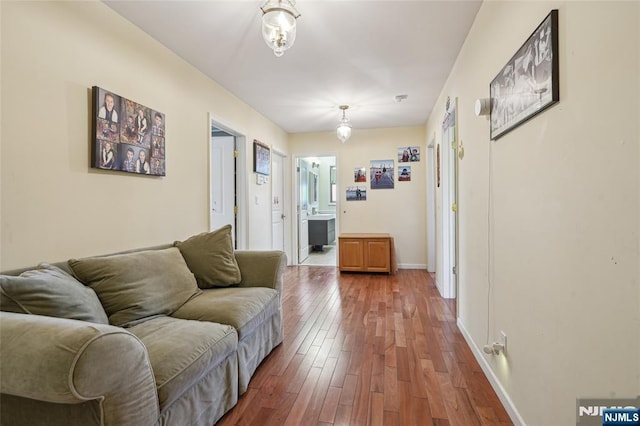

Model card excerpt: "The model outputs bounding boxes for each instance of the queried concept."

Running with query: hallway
[218,267,511,425]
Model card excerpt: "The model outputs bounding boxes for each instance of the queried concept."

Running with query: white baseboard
[435,277,443,296]
[397,263,427,269]
[456,318,527,426]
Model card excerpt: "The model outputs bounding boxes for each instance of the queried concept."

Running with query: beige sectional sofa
[0,225,286,426]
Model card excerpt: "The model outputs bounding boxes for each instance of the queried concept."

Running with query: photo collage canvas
[92,86,166,176]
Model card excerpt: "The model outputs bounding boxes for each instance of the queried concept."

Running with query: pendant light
[336,105,351,143]
[260,0,301,57]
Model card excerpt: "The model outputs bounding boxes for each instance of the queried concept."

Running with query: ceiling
[104,1,482,134]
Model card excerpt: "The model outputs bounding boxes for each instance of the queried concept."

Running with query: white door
[272,151,285,251]
[438,100,457,299]
[427,137,436,273]
[210,134,235,242]
[298,160,309,262]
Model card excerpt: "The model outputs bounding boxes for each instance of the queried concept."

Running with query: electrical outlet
[500,331,507,349]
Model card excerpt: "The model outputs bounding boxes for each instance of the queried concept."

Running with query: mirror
[308,171,318,206]
[329,166,337,204]
[300,161,308,210]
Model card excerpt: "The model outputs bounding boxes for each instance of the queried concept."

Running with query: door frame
[438,98,458,299]
[427,134,436,273]
[296,158,309,264]
[208,114,247,250]
[291,152,338,265]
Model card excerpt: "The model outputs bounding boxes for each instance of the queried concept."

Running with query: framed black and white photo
[490,9,559,140]
[253,139,270,176]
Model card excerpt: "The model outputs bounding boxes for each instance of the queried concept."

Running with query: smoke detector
[394,94,408,103]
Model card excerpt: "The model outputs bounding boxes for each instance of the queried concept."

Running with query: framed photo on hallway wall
[490,9,559,140]
[253,139,270,176]
[91,86,166,176]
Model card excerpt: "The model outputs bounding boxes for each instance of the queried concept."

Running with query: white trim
[457,318,527,426]
[208,114,247,250]
[426,137,436,273]
[271,148,291,262]
[397,263,427,270]
[440,112,454,298]
[292,153,339,266]
[272,147,287,158]
[271,150,286,252]
[435,278,443,296]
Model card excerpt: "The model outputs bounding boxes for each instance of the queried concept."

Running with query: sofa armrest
[0,312,160,426]
[234,250,286,294]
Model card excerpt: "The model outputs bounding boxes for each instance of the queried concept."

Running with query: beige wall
[0,0,3,269]
[426,1,639,424]
[290,126,427,267]
[0,1,287,269]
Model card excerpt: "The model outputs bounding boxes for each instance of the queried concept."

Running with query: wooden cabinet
[338,233,395,273]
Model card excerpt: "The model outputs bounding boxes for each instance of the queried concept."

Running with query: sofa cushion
[175,225,241,288]
[69,247,199,327]
[171,287,280,340]
[0,264,108,324]
[127,316,238,411]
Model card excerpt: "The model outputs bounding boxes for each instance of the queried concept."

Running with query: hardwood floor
[218,267,512,426]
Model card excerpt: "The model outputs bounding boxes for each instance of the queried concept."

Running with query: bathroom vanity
[308,214,336,251]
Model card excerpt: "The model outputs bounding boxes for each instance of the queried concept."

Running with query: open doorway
[209,116,247,249]
[295,155,337,266]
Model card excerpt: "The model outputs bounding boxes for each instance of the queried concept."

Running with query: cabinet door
[327,219,336,244]
[308,220,325,246]
[339,239,364,271]
[364,239,390,272]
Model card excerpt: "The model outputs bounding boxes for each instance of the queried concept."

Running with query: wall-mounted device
[474,98,490,116]
[483,331,507,355]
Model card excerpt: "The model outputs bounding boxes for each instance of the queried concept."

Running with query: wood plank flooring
[217,267,512,426]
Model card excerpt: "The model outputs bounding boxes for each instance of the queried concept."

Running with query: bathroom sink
[308,214,335,220]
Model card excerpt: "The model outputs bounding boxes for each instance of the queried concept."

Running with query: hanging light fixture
[336,105,352,143]
[260,0,301,57]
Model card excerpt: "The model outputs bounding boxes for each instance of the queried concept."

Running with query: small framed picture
[253,140,270,176]
[398,146,420,162]
[346,186,366,201]
[398,166,411,181]
[370,160,394,189]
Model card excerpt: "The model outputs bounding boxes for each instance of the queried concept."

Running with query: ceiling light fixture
[336,105,352,143]
[260,0,301,58]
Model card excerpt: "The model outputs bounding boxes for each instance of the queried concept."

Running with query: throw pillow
[0,264,109,324]
[69,247,199,327]
[175,225,241,288]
